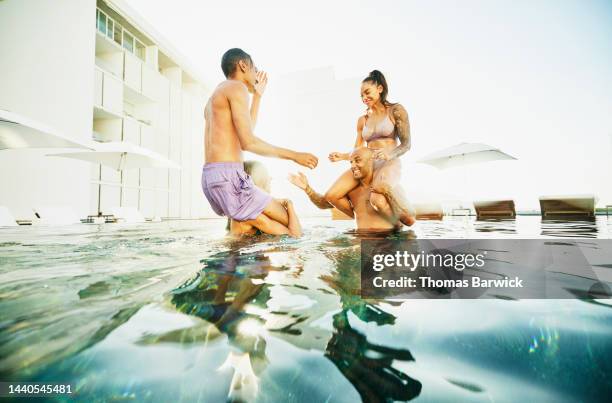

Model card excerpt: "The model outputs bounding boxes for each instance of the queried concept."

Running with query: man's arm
[250,94,262,128]
[305,185,334,210]
[228,83,318,169]
[250,71,268,128]
[288,172,335,210]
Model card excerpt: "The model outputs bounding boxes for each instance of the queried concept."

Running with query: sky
[127,0,612,212]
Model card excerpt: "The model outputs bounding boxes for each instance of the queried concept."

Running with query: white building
[0,0,212,221]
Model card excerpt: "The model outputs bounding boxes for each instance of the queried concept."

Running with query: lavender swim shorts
[201,162,272,221]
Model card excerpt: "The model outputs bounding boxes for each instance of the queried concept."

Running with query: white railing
[96,8,146,61]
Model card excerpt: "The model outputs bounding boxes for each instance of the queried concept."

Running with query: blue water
[0,216,610,402]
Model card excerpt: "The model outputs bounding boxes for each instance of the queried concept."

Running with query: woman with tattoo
[325,70,414,225]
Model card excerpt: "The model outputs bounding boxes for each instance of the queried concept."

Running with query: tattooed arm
[388,104,411,160]
[305,185,334,210]
[288,172,335,210]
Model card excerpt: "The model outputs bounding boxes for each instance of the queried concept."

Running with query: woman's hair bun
[363,69,391,106]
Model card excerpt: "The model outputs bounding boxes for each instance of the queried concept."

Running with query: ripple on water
[0,217,610,402]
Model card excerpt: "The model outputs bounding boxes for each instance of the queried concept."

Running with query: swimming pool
[0,216,610,402]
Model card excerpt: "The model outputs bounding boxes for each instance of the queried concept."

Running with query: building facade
[0,0,212,220]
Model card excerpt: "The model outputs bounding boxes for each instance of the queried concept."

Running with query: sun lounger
[32,206,81,225]
[539,194,596,218]
[82,214,117,224]
[474,199,516,219]
[107,207,145,223]
[414,202,444,220]
[0,206,18,227]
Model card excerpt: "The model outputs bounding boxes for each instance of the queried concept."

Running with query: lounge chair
[539,194,596,218]
[82,214,117,224]
[32,206,81,226]
[474,199,516,219]
[107,207,146,223]
[414,202,444,220]
[0,206,18,227]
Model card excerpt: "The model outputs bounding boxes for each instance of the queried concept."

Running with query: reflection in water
[320,236,422,401]
[326,310,422,403]
[474,218,517,234]
[169,234,422,402]
[0,218,610,402]
[415,216,609,239]
[171,242,274,402]
[541,218,598,238]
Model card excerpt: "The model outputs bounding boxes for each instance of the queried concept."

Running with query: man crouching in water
[202,48,317,238]
[229,161,301,237]
[290,148,415,232]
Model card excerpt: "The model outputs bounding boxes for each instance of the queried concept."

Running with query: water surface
[0,216,610,402]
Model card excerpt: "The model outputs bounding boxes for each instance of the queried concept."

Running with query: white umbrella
[417,142,517,169]
[48,141,180,215]
[417,142,517,212]
[0,109,92,150]
[47,141,181,171]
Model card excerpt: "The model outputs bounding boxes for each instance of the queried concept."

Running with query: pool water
[0,216,611,402]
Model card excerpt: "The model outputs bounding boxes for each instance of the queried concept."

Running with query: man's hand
[288,172,309,190]
[328,152,347,162]
[292,152,318,169]
[254,71,268,96]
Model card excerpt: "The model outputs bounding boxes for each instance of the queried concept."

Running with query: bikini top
[361,110,395,142]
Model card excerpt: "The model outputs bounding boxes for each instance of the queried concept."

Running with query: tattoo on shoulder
[392,104,408,122]
[391,104,410,152]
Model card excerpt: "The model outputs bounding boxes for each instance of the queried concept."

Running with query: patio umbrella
[47,141,181,171]
[48,141,180,215]
[0,109,92,150]
[417,142,517,170]
[417,142,517,212]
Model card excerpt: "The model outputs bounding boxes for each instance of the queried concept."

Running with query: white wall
[161,82,209,219]
[190,96,207,218]
[0,0,209,220]
[132,66,207,219]
[0,0,96,219]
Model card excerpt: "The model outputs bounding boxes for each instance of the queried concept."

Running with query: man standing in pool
[289,147,415,232]
[202,48,318,233]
